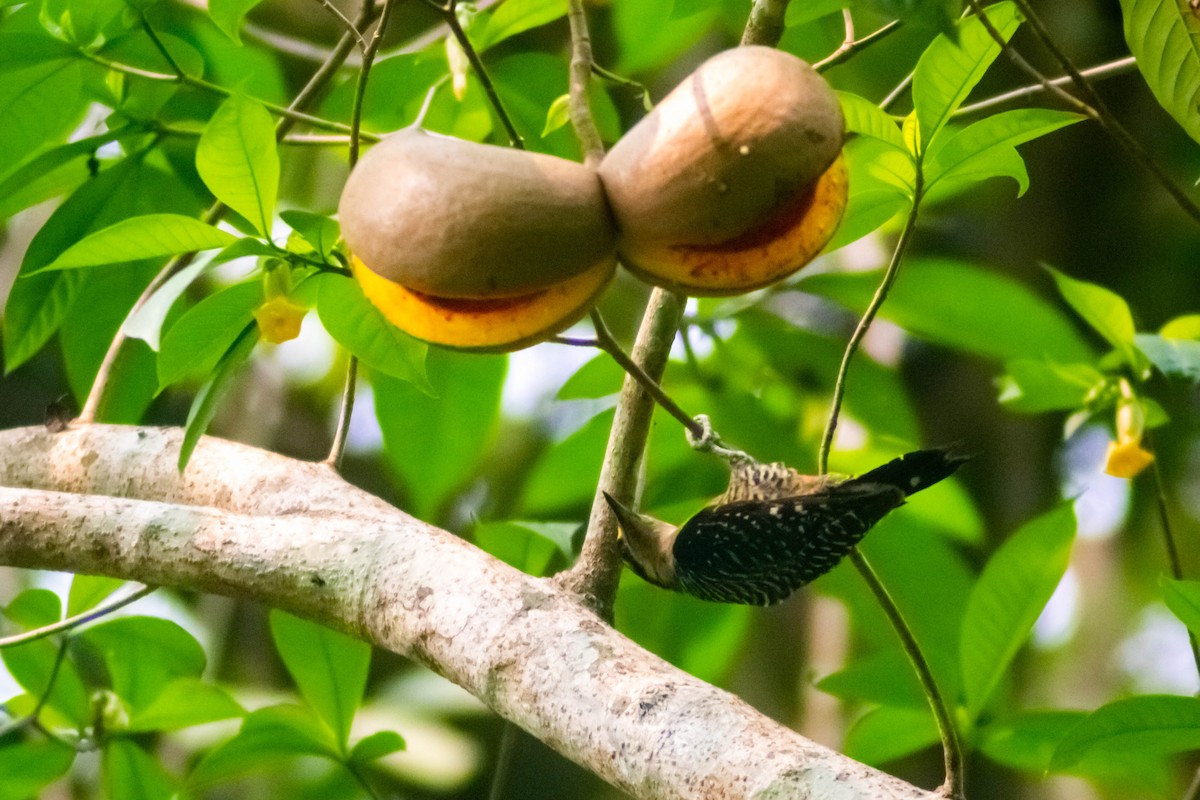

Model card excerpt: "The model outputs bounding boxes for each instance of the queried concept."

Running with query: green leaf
[349,730,406,764]
[1160,314,1200,340]
[103,739,176,800]
[557,353,625,400]
[844,705,941,765]
[520,408,612,516]
[474,521,575,577]
[5,587,61,628]
[1120,0,1200,145]
[208,0,266,43]
[1,639,91,726]
[66,576,127,617]
[786,0,847,26]
[0,740,75,799]
[280,210,339,261]
[960,504,1076,717]
[541,93,571,137]
[31,214,236,273]
[473,0,567,50]
[179,322,259,471]
[0,126,129,219]
[80,616,206,713]
[157,281,262,390]
[815,649,928,708]
[127,678,245,732]
[838,91,907,151]
[1161,577,1200,634]
[1135,333,1200,382]
[197,94,279,236]
[925,108,1086,195]
[1047,266,1143,368]
[187,704,339,788]
[0,56,85,178]
[124,256,212,352]
[912,1,1022,155]
[1051,695,1200,769]
[997,359,1106,413]
[313,273,431,394]
[269,611,370,750]
[4,156,142,373]
[797,259,1095,363]
[373,349,505,520]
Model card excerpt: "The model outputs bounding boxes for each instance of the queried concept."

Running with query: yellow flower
[253,296,307,344]
[1104,436,1154,479]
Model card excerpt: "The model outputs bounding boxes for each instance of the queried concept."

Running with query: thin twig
[80,7,378,423]
[970,0,1200,226]
[0,586,157,649]
[819,172,923,474]
[79,53,378,140]
[880,71,914,111]
[567,0,605,167]
[815,18,902,73]
[433,0,524,148]
[140,17,185,78]
[588,310,703,439]
[0,639,71,738]
[955,56,1137,117]
[741,0,792,47]
[316,0,369,49]
[590,63,653,110]
[325,357,359,469]
[849,549,965,800]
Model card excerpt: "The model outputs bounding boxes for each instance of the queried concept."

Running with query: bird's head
[601,492,679,589]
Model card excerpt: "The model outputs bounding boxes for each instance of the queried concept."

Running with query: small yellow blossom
[1104,436,1154,479]
[253,296,307,344]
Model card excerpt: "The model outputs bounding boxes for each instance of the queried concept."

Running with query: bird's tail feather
[852,448,968,497]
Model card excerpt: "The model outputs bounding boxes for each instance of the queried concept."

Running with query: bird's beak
[601,491,637,538]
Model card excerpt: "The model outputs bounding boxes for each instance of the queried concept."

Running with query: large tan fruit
[598,46,848,296]
[338,129,616,351]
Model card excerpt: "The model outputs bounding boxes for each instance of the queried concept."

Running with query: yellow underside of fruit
[353,256,615,352]
[620,153,849,297]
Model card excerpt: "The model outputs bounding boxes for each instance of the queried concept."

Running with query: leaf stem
[818,172,923,474]
[817,169,963,796]
[1146,435,1200,675]
[848,549,965,800]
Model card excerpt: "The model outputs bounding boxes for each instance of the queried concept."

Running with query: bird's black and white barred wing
[670,485,905,605]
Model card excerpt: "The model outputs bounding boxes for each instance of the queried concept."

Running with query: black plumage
[609,448,967,606]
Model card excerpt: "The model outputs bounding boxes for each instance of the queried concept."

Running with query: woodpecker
[603,448,967,605]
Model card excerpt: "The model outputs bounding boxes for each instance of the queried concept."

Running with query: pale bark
[0,424,935,800]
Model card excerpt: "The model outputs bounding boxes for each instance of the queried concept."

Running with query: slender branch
[815,18,902,73]
[557,289,686,618]
[434,1,524,148]
[567,0,605,167]
[955,56,1138,117]
[324,357,359,469]
[590,64,653,111]
[587,310,703,439]
[848,549,965,800]
[741,0,792,47]
[880,71,914,111]
[0,585,156,649]
[819,172,923,474]
[79,8,376,423]
[967,0,1200,226]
